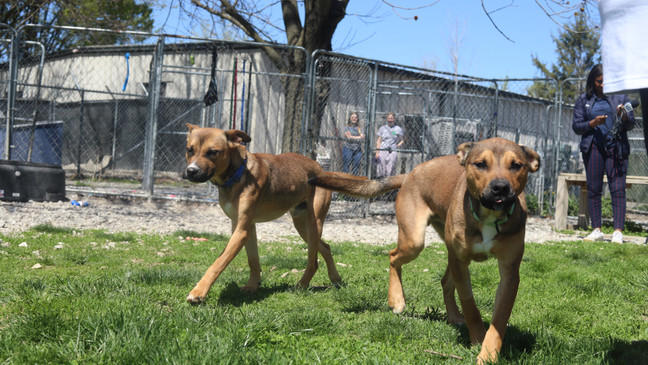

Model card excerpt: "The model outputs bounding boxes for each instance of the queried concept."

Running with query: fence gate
[304,51,375,218]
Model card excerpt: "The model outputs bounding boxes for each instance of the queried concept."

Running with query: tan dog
[183,124,358,304]
[311,138,540,364]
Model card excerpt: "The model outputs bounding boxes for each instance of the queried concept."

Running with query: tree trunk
[280,75,304,153]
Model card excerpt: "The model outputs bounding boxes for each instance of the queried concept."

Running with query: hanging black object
[203,47,218,106]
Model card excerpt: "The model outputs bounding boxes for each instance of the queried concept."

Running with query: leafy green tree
[1,0,154,57]
[528,12,600,102]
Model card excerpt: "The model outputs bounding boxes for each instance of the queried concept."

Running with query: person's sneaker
[611,231,623,244]
[584,229,604,241]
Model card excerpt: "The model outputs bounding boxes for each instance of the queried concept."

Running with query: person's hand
[375,151,380,160]
[590,115,607,128]
[616,104,630,121]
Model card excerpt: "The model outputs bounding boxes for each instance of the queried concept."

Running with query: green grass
[1,225,647,364]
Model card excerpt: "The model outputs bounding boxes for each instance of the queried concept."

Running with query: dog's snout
[185,165,200,177]
[480,178,514,210]
[184,162,211,183]
[489,179,511,196]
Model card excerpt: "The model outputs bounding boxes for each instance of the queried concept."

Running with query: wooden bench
[554,172,648,230]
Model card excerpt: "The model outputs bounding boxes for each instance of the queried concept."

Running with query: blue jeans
[342,146,362,174]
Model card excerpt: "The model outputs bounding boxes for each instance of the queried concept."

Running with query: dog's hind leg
[290,201,338,289]
[312,187,342,285]
[388,201,430,314]
[242,224,261,292]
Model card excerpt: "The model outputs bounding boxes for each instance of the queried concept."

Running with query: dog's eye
[510,162,523,171]
[473,161,487,169]
[206,149,221,157]
[186,146,194,155]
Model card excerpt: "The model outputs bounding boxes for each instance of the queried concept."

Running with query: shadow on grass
[215,281,342,307]
[501,325,537,360]
[400,306,446,322]
[216,281,294,306]
[605,339,648,364]
[31,224,74,234]
[451,322,536,357]
[173,230,229,242]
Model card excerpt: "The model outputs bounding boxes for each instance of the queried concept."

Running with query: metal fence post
[363,61,379,218]
[491,81,499,138]
[553,80,564,200]
[300,51,313,155]
[3,27,19,160]
[76,90,84,178]
[451,76,458,151]
[142,36,165,195]
[365,61,378,178]
[26,40,46,162]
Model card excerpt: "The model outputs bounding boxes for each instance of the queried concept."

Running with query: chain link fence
[2,24,646,219]
[2,25,308,199]
[303,52,613,218]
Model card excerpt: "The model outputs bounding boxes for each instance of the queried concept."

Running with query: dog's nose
[185,165,200,179]
[489,179,511,196]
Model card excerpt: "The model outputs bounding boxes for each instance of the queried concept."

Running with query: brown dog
[183,124,360,304]
[311,137,540,364]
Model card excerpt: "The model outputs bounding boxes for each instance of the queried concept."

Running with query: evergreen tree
[528,12,600,103]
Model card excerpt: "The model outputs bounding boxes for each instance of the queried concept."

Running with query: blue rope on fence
[122,52,130,91]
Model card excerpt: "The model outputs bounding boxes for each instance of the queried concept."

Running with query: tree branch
[481,0,514,43]
[281,0,302,46]
[190,0,286,69]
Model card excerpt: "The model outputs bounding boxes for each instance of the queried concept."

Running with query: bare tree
[447,19,465,77]
[177,1,444,153]
[174,1,348,153]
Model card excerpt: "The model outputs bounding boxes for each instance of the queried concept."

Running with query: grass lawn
[1,224,647,364]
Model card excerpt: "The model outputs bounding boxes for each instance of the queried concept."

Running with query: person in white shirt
[374,112,404,178]
[599,0,648,153]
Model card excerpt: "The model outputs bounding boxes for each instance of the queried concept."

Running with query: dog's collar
[469,196,515,234]
[219,158,247,188]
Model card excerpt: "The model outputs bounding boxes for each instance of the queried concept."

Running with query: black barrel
[0,160,66,202]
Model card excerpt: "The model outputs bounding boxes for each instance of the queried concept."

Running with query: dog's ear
[521,145,541,172]
[225,129,251,144]
[186,123,199,133]
[456,142,474,166]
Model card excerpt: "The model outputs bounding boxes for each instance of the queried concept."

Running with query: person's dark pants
[582,143,628,230]
[342,146,362,174]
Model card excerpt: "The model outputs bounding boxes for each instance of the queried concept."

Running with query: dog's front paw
[476,348,498,365]
[388,295,406,314]
[390,303,406,314]
[241,281,260,293]
[186,289,207,304]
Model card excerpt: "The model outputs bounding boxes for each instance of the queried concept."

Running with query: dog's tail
[310,172,405,198]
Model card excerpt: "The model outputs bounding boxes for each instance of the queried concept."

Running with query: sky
[153,1,601,80]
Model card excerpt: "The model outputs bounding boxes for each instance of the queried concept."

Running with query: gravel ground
[3,188,645,245]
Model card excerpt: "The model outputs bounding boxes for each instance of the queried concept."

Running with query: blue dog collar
[221,158,247,188]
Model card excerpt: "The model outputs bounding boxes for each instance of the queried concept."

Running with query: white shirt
[599,0,648,93]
